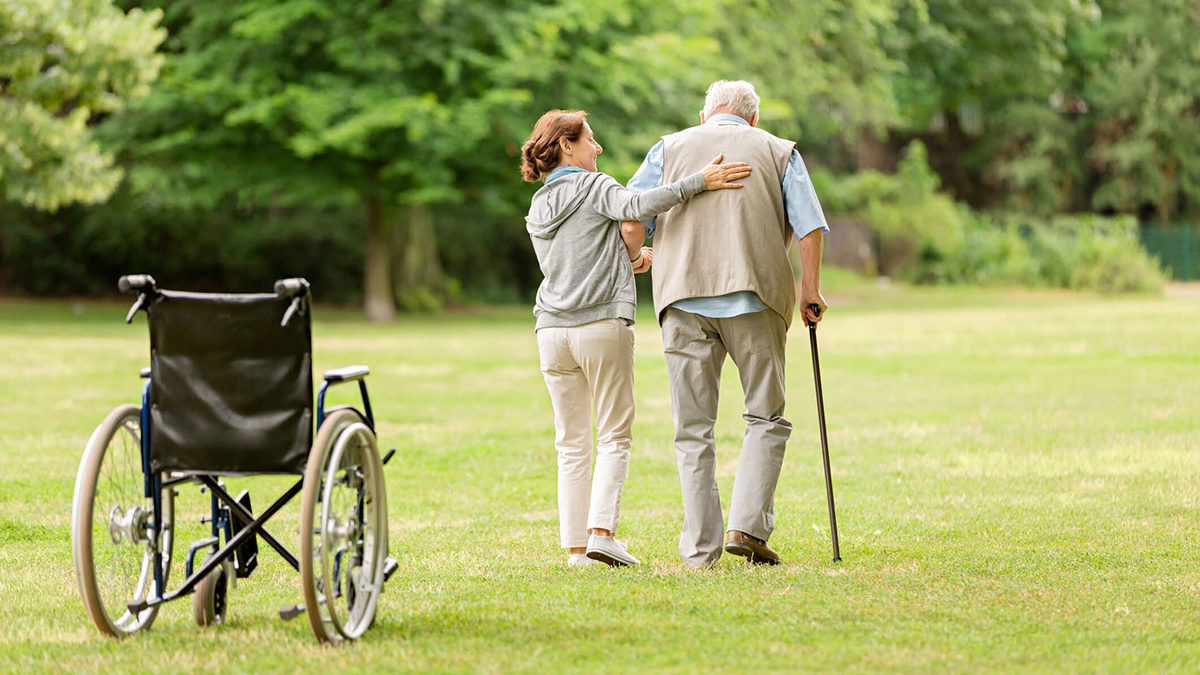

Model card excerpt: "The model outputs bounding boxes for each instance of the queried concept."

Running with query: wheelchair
[71,275,395,643]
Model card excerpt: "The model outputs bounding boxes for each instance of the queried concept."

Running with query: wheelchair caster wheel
[193,564,228,626]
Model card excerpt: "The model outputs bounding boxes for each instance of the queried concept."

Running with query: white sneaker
[586,535,640,567]
[568,553,597,568]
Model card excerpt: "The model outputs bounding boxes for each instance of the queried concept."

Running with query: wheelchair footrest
[279,603,305,621]
[383,556,399,583]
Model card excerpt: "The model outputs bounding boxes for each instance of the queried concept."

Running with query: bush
[1027,215,1166,293]
[917,213,1166,293]
[814,141,972,278]
[0,186,365,301]
[813,141,1166,293]
[0,183,537,306]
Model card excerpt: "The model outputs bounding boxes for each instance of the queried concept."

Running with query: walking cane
[806,304,841,562]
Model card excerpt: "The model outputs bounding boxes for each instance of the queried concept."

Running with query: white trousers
[537,319,635,549]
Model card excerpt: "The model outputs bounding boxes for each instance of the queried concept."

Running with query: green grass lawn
[1,281,1198,673]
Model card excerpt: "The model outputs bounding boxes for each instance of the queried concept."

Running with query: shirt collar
[706,112,751,126]
[545,164,588,184]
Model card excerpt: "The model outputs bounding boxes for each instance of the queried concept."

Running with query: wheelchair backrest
[147,290,313,475]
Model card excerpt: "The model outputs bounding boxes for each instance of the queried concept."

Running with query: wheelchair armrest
[323,365,370,382]
[317,366,375,430]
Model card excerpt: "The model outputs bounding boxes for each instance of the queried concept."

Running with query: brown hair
[520,109,588,182]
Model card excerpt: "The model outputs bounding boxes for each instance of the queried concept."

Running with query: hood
[525,172,602,239]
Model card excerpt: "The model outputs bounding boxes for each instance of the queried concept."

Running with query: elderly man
[626,80,828,567]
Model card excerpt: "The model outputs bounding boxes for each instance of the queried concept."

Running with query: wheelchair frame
[71,275,395,643]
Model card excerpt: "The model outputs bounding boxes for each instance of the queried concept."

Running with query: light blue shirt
[627,113,830,318]
[545,164,588,184]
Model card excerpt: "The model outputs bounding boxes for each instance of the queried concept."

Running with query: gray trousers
[661,307,791,567]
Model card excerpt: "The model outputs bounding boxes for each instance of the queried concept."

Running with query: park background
[3,0,1199,309]
[2,0,1199,673]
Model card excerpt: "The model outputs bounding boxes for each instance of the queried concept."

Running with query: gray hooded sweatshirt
[526,170,707,330]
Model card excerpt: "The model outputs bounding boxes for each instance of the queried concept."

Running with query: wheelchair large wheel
[72,404,175,637]
[300,409,388,643]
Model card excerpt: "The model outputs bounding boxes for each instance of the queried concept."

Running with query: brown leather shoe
[724,530,781,565]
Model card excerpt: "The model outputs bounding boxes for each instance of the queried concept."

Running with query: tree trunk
[364,193,396,322]
[392,203,447,311]
[944,108,971,203]
[855,126,893,172]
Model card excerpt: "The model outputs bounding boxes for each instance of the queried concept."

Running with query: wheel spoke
[302,413,387,642]
[75,406,173,637]
[92,420,152,624]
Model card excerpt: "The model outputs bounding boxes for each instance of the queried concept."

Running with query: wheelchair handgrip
[118,274,157,294]
[274,278,310,297]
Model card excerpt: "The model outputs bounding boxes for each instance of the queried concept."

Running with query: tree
[106,0,721,320]
[889,0,1094,201]
[0,0,164,211]
[1082,0,1200,223]
[969,0,1200,222]
[715,0,905,161]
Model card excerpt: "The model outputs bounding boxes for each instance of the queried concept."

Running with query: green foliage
[981,101,1083,215]
[107,0,725,206]
[0,190,363,300]
[99,0,726,314]
[1,0,1194,300]
[1082,0,1200,223]
[817,142,1166,292]
[1029,215,1165,293]
[908,0,1200,222]
[716,0,903,144]
[918,214,1167,293]
[0,0,164,211]
[492,0,722,174]
[891,0,1090,123]
[866,140,964,250]
[815,141,970,275]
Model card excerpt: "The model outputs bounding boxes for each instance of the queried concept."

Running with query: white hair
[703,80,760,121]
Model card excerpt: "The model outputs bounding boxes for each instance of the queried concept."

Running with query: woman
[521,109,750,567]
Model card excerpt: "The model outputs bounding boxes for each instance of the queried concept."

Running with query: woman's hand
[631,247,653,274]
[701,154,752,190]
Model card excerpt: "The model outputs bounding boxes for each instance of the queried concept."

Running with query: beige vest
[652,120,798,326]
